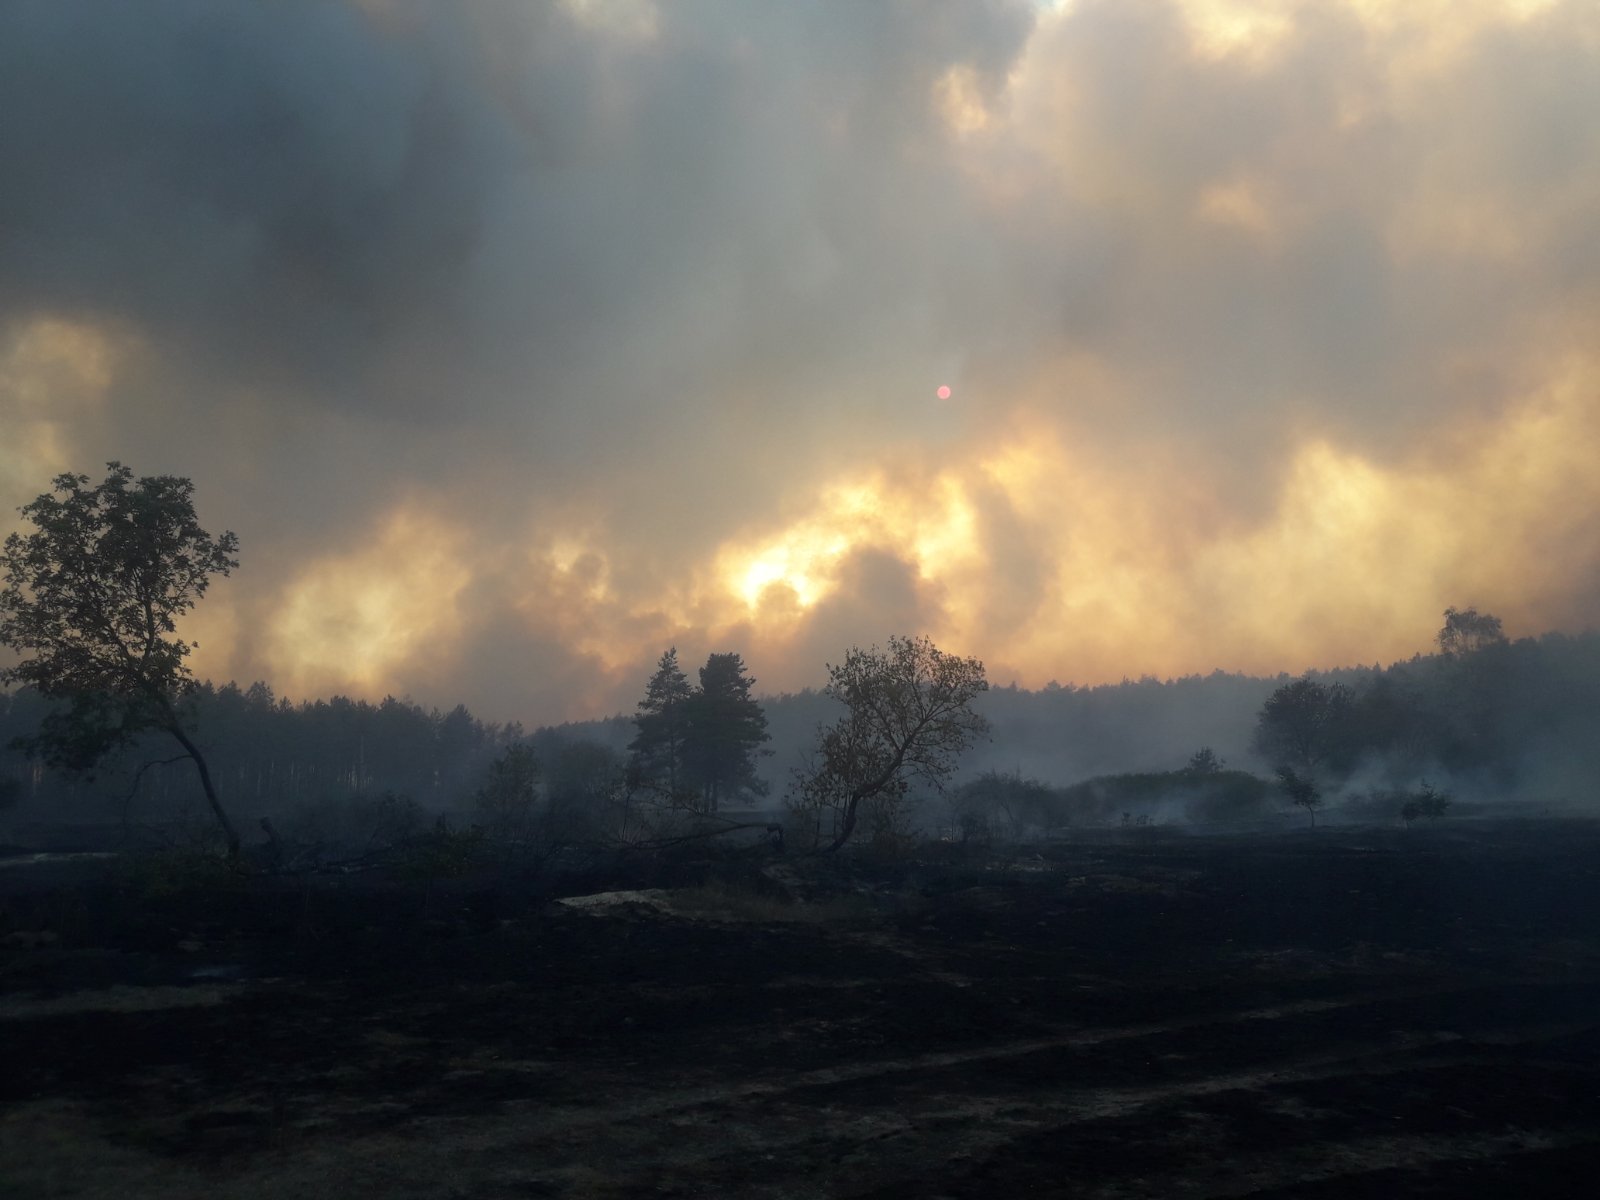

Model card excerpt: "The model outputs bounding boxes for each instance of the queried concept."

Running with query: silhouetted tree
[1401,781,1450,826]
[683,652,769,812]
[1437,606,1507,658]
[628,648,694,803]
[1341,672,1425,768]
[0,464,241,854]
[950,769,1057,840]
[372,694,435,793]
[541,736,629,842]
[473,741,541,845]
[1253,678,1352,776]
[437,702,488,796]
[789,635,988,852]
[1275,767,1322,827]
[1432,607,1515,771]
[1185,746,1225,775]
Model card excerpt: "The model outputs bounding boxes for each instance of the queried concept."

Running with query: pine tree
[628,647,694,803]
[683,652,770,813]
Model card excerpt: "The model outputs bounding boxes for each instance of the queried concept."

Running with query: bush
[1401,782,1451,825]
[950,771,1058,839]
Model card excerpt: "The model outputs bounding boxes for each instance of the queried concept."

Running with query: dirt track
[3,822,1598,1197]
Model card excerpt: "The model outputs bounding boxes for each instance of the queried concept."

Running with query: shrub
[1401,781,1451,825]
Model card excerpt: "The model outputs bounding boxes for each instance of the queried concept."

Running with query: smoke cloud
[2,0,1597,723]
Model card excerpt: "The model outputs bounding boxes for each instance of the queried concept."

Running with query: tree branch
[119,752,193,805]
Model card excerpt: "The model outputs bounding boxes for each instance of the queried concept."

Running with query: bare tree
[788,635,988,852]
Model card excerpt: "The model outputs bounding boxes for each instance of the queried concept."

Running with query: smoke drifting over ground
[2,1,1598,724]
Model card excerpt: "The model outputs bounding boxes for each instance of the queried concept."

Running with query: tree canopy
[683,652,769,812]
[1437,606,1507,658]
[628,648,770,813]
[0,464,241,853]
[790,635,989,852]
[1274,766,1323,827]
[1252,677,1352,776]
[472,740,541,845]
[627,647,695,804]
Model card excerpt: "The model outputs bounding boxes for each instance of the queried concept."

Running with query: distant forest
[3,627,1599,842]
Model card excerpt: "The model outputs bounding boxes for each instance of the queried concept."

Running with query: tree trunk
[822,746,911,853]
[824,790,864,853]
[167,721,241,858]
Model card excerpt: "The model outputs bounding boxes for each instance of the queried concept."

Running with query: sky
[2,0,1598,727]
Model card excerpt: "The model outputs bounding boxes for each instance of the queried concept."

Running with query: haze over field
[3,0,1598,726]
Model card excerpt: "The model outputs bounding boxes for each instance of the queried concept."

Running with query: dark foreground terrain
[3,820,1599,1197]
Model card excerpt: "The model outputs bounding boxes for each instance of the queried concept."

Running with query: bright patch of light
[265,507,469,696]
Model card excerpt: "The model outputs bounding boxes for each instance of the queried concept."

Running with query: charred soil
[3,821,1599,1197]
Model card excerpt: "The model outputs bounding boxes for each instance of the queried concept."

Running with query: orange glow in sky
[2,0,1597,725]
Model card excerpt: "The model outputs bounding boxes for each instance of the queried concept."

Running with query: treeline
[951,625,1600,835]
[1251,627,1600,801]
[946,759,1274,842]
[6,466,1594,850]
[0,682,526,826]
[757,625,1600,835]
[4,628,1599,844]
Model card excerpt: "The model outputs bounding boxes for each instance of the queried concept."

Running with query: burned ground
[2,821,1598,1197]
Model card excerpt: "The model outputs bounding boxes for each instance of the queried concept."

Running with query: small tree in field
[1401,781,1451,826]
[0,464,241,854]
[1275,767,1323,828]
[788,635,988,852]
